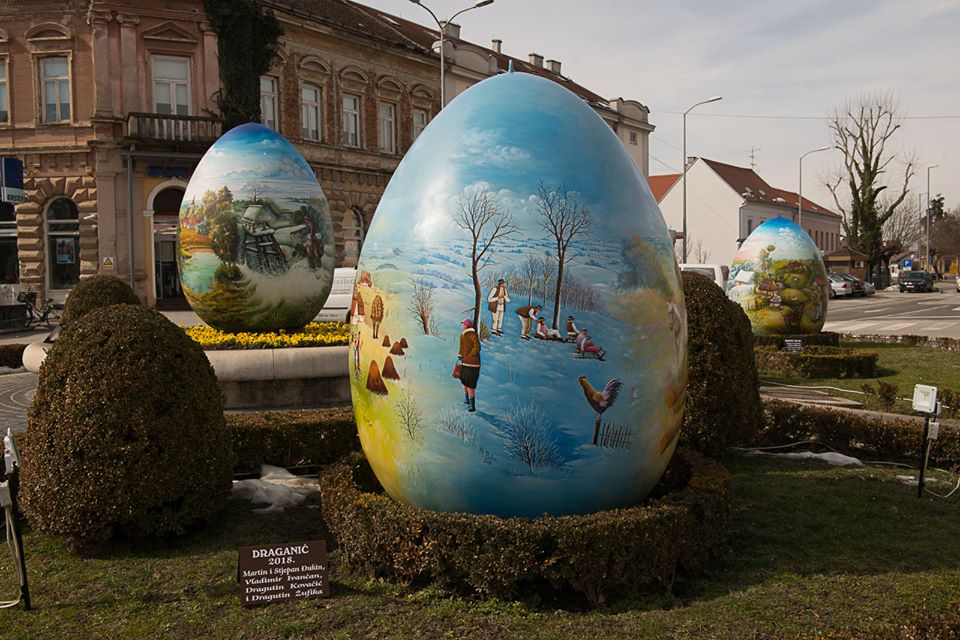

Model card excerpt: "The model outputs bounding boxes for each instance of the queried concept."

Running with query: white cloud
[452,127,531,167]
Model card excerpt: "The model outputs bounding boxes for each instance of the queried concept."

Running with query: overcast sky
[359,0,960,216]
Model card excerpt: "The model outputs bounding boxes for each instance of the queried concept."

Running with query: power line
[658,112,960,120]
[650,153,679,173]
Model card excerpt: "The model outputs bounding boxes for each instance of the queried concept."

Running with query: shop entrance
[152,187,186,309]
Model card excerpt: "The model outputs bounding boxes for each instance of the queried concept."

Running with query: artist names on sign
[238,540,329,605]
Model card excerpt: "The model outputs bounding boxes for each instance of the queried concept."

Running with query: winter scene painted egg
[178,123,335,332]
[725,217,829,335]
[349,71,687,518]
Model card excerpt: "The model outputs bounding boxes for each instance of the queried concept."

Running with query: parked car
[680,263,730,289]
[899,270,935,293]
[861,279,877,296]
[315,267,357,322]
[837,273,868,296]
[827,273,854,298]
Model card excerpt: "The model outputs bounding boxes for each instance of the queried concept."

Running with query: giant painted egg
[349,71,687,517]
[725,216,829,335]
[178,123,335,332]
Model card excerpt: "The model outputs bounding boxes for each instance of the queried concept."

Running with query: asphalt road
[823,282,960,339]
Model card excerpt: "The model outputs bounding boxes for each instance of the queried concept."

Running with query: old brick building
[0,0,651,308]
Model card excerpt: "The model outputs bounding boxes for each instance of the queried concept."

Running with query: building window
[378,102,396,154]
[0,202,17,283]
[413,108,429,140]
[45,197,80,290]
[629,131,638,145]
[747,219,754,236]
[152,56,190,116]
[0,59,8,124]
[40,57,71,123]
[342,94,360,148]
[260,76,278,129]
[343,207,365,266]
[301,85,321,141]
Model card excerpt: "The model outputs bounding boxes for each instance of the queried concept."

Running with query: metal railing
[125,112,222,144]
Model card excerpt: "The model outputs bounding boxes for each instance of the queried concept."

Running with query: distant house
[358,271,373,287]
[824,242,870,280]
[650,158,842,266]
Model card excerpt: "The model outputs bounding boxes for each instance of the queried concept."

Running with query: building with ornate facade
[0,0,652,308]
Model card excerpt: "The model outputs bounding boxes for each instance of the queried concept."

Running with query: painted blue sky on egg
[366,71,667,247]
[184,123,320,200]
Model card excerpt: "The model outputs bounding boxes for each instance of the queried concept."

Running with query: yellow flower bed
[184,322,350,350]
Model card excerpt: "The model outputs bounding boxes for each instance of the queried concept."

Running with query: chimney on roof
[545,59,561,74]
[528,52,544,68]
[441,21,460,39]
[491,38,502,53]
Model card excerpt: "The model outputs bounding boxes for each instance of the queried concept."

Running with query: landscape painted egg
[178,123,335,332]
[349,71,687,518]
[725,217,829,335]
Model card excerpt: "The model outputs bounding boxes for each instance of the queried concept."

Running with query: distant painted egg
[178,123,335,332]
[725,217,829,335]
[349,71,687,518]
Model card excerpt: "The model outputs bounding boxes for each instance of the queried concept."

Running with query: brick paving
[0,371,36,433]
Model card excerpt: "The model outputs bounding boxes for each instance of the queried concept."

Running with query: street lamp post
[408,0,494,109]
[682,96,722,263]
[798,146,831,229]
[926,164,938,271]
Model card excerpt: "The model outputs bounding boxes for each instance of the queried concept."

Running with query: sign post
[237,540,329,606]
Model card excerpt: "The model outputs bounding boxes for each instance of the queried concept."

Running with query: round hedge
[20,305,233,543]
[61,274,140,325]
[681,271,762,457]
[320,448,730,606]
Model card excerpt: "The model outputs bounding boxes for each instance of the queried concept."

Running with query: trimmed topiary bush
[20,305,233,543]
[320,447,730,606]
[754,345,878,378]
[759,399,960,469]
[680,271,762,457]
[60,274,140,325]
[227,407,359,474]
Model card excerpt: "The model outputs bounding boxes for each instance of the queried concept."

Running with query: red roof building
[650,158,842,266]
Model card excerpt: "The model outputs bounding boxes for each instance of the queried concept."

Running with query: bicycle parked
[16,290,63,329]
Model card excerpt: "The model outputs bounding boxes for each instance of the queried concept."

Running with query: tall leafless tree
[825,93,915,283]
[692,238,711,263]
[535,181,590,329]
[519,254,539,305]
[454,188,519,328]
[408,279,435,335]
[535,255,553,307]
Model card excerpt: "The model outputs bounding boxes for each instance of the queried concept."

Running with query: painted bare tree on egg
[535,180,590,330]
[454,187,519,329]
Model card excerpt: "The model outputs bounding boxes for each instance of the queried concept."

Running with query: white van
[680,264,730,289]
[315,267,356,323]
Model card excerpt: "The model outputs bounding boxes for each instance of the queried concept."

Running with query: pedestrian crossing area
[824,319,959,334]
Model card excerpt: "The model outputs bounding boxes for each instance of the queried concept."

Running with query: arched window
[45,197,80,290]
[153,186,184,216]
[0,202,17,283]
[343,207,365,266]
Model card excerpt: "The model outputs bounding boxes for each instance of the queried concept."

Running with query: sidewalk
[0,309,206,347]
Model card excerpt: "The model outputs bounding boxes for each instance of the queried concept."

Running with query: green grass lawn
[2,455,959,639]
[760,341,960,414]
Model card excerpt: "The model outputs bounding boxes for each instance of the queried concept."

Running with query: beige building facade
[0,0,651,309]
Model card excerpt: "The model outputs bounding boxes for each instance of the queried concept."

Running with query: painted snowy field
[351,233,686,517]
